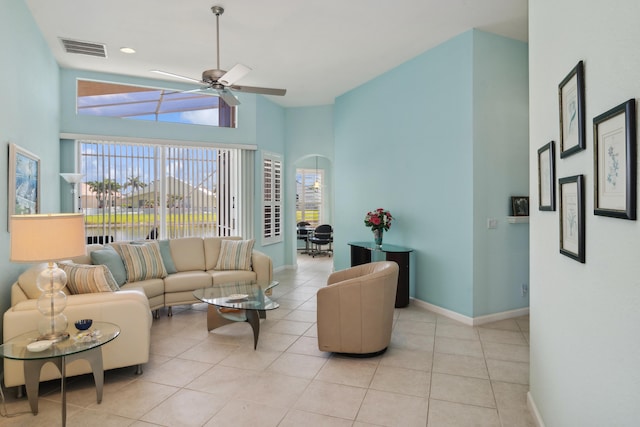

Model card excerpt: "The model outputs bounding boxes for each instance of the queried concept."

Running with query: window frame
[262,151,283,245]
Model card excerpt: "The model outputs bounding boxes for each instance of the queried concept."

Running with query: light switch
[487,218,498,229]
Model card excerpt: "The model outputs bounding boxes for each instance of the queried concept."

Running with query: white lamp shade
[60,173,84,184]
[10,214,86,262]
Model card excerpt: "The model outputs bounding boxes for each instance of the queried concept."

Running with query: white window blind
[296,168,323,227]
[77,140,246,242]
[262,152,283,245]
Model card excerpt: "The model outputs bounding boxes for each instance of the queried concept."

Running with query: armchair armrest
[251,250,273,286]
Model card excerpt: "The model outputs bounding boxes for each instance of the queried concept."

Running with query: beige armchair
[317,261,399,355]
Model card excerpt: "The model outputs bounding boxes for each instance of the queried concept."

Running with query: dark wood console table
[348,242,413,308]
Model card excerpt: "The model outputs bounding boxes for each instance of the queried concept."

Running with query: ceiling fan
[151,5,286,106]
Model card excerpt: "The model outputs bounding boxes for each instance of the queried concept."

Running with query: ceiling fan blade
[218,89,240,106]
[229,85,287,96]
[219,63,251,86]
[151,70,202,84]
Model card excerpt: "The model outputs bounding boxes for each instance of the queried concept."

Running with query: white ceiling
[25,0,528,108]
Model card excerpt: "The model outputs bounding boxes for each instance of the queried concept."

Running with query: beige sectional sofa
[3,236,272,389]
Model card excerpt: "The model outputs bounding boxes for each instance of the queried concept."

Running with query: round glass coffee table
[0,322,120,427]
[193,281,279,349]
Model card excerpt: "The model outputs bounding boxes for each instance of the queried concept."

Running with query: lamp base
[37,331,70,343]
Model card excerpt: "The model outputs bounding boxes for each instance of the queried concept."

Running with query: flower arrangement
[364,208,393,231]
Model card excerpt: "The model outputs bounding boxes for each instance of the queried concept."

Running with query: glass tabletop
[0,322,120,361]
[193,281,279,311]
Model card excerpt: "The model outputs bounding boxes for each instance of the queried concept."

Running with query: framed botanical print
[538,141,556,211]
[559,175,585,263]
[559,61,586,158]
[593,98,637,220]
[8,143,40,231]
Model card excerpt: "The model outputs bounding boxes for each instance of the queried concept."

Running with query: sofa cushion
[164,271,213,293]
[158,239,177,274]
[91,246,127,286]
[215,239,255,271]
[18,263,72,299]
[169,237,206,271]
[211,270,257,285]
[117,241,168,282]
[203,236,241,270]
[69,244,104,265]
[59,262,119,294]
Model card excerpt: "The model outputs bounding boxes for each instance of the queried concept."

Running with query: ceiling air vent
[60,38,107,58]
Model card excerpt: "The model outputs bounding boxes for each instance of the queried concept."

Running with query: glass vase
[373,228,383,248]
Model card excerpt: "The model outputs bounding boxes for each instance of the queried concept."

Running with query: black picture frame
[511,196,529,216]
[537,141,556,211]
[593,98,637,220]
[559,175,585,263]
[559,61,586,158]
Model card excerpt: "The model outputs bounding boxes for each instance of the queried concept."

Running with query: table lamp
[10,214,86,342]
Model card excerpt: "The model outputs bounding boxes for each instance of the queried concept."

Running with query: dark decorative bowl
[74,319,93,331]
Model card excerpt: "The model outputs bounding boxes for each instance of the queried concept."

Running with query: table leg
[22,347,105,426]
[61,356,66,427]
[246,310,260,350]
[66,348,104,403]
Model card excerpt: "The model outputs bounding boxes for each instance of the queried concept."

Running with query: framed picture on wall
[593,98,637,220]
[8,143,41,231]
[538,141,556,211]
[559,174,585,263]
[511,196,529,216]
[559,61,586,158]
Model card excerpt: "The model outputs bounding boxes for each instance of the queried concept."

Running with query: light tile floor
[0,255,534,427]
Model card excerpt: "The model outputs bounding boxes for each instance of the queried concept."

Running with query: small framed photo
[559,61,586,158]
[559,175,585,263]
[511,196,529,216]
[8,143,41,231]
[593,98,637,220]
[538,141,556,211]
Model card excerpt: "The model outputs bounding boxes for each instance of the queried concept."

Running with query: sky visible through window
[76,80,235,127]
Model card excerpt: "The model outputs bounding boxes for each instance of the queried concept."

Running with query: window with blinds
[296,168,323,227]
[262,152,283,245]
[78,140,241,242]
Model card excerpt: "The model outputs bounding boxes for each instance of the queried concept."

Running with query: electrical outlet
[521,283,529,296]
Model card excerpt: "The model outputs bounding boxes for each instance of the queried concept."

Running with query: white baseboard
[411,299,475,325]
[472,307,530,326]
[410,298,529,326]
[527,391,546,427]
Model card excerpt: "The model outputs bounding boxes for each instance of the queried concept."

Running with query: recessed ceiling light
[120,47,136,54]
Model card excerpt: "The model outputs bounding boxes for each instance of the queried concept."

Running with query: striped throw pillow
[117,241,168,282]
[215,239,255,271]
[60,262,119,294]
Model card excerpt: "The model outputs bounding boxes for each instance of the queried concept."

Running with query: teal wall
[472,32,529,316]
[334,31,475,316]
[0,0,61,335]
[255,96,286,266]
[284,106,334,265]
[333,30,528,318]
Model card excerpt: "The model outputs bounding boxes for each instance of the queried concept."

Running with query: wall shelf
[507,216,529,224]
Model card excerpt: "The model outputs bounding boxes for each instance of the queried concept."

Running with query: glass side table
[0,321,120,427]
